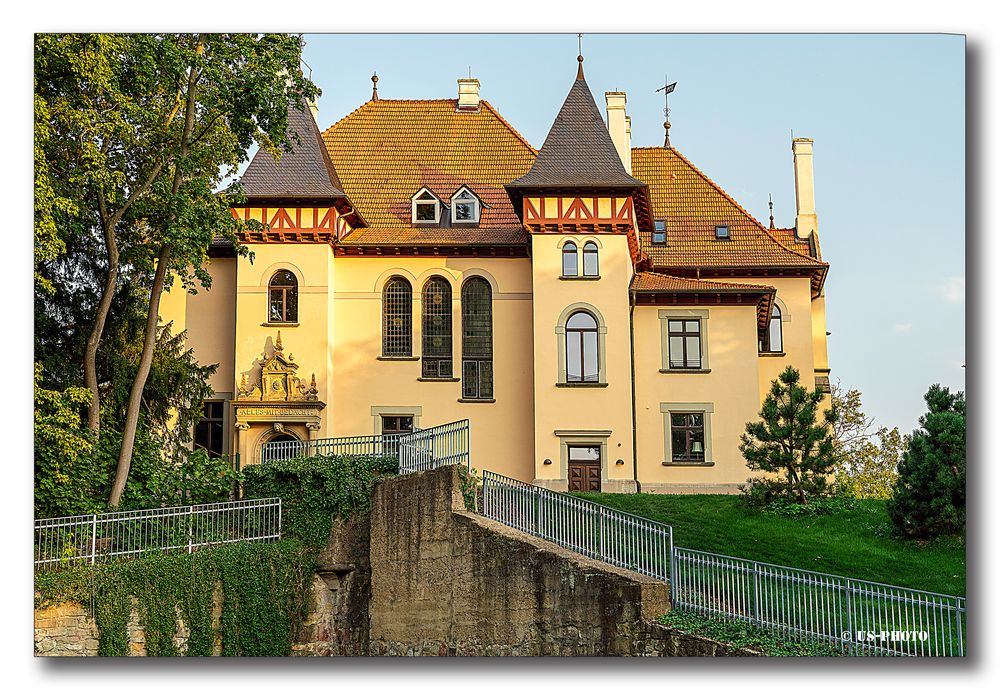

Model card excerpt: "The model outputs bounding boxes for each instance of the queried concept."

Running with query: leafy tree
[830,382,903,499]
[740,366,838,506]
[34,33,318,506]
[887,385,966,539]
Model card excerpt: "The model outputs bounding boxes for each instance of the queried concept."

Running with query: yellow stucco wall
[529,233,636,492]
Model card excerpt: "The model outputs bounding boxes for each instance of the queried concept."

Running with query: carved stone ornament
[236,331,319,403]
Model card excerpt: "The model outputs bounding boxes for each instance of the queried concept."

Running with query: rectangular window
[415,201,438,222]
[670,413,706,462]
[652,220,667,245]
[667,319,702,369]
[194,401,225,458]
[715,224,730,239]
[381,415,414,456]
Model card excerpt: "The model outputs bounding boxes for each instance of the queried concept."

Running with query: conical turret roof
[507,71,643,189]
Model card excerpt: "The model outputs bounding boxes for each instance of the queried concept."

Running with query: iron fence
[34,498,282,571]
[258,434,393,463]
[478,470,965,657]
[672,547,965,657]
[481,470,673,581]
[398,420,471,474]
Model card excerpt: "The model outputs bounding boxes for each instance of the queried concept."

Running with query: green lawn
[574,493,965,597]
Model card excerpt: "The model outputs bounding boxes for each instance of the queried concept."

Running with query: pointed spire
[576,33,585,80]
[657,77,677,149]
[371,72,379,101]
[275,330,283,352]
[768,194,775,229]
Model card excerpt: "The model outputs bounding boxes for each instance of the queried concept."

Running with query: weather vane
[656,75,677,148]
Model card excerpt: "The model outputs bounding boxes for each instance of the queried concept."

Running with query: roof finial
[371,72,379,101]
[275,330,283,352]
[576,33,585,80]
[768,194,775,229]
[656,76,677,148]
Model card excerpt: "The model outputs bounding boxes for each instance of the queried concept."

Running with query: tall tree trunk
[83,218,119,433]
[109,37,202,508]
[108,244,170,507]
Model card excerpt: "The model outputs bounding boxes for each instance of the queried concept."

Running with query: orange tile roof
[322,99,536,246]
[631,147,827,270]
[631,272,774,293]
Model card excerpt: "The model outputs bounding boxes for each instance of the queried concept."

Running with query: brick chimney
[457,78,481,112]
[792,138,817,240]
[605,92,631,174]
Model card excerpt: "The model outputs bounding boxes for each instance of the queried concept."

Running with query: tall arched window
[268,270,298,323]
[461,278,493,399]
[382,277,412,357]
[565,311,599,383]
[583,241,599,277]
[562,241,578,277]
[767,304,783,352]
[422,277,453,378]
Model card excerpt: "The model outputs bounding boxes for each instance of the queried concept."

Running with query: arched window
[422,277,453,378]
[767,304,783,352]
[268,270,298,323]
[583,241,599,277]
[565,311,599,383]
[382,277,412,357]
[461,278,493,399]
[562,241,578,277]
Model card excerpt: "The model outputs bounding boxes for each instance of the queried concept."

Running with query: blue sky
[300,33,965,434]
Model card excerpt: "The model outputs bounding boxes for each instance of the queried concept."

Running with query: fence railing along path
[35,498,281,571]
[258,433,395,463]
[397,420,470,474]
[479,470,965,657]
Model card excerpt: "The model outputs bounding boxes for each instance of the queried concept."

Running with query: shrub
[243,454,397,545]
[888,385,965,539]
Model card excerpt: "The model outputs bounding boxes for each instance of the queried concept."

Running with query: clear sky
[299,33,965,435]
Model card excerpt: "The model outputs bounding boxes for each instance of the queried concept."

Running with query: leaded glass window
[461,278,493,399]
[422,277,452,378]
[382,277,412,357]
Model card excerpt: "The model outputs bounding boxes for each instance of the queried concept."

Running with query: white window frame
[411,187,441,224]
[450,186,481,224]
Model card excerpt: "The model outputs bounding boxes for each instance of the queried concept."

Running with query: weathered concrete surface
[368,465,755,656]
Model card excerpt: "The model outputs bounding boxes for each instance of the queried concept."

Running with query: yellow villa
[161,56,831,494]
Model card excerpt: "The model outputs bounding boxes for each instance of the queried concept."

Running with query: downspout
[629,291,639,492]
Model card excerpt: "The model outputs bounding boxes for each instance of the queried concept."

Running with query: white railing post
[187,505,194,554]
[90,513,98,565]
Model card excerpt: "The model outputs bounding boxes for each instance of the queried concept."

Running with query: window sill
[659,368,712,374]
[377,356,418,361]
[661,461,715,467]
[417,377,460,382]
[458,397,496,404]
[559,275,601,281]
[556,382,609,388]
[261,322,299,327]
[758,351,786,357]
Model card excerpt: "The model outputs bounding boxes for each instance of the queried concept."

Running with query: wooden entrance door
[567,445,602,492]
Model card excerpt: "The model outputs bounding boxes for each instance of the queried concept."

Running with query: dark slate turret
[507,60,644,191]
[237,102,348,203]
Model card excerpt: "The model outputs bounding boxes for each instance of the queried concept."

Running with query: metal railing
[478,470,965,657]
[259,434,394,463]
[672,548,966,657]
[34,498,282,571]
[398,420,471,474]
[481,470,673,581]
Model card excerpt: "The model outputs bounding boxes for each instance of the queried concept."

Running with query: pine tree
[740,366,839,506]
[887,385,966,539]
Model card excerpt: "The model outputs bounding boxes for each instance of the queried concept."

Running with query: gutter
[629,290,639,492]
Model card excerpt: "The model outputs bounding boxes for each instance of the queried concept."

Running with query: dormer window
[451,186,481,223]
[715,224,731,240]
[411,188,441,224]
[653,220,667,245]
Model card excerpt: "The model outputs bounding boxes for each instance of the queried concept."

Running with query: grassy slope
[575,493,965,597]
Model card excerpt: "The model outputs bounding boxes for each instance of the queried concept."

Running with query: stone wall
[367,465,755,656]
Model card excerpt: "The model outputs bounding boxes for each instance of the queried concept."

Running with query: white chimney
[457,78,481,111]
[792,138,817,240]
[605,92,631,174]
